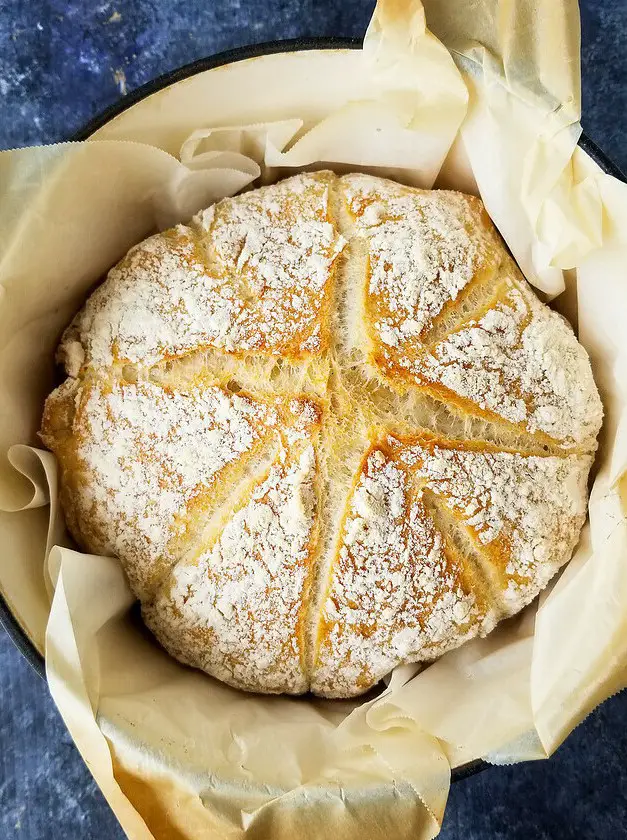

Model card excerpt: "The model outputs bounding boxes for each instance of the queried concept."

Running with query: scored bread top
[342,174,601,451]
[41,171,603,698]
[143,408,320,694]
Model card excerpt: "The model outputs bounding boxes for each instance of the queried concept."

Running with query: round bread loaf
[41,172,603,698]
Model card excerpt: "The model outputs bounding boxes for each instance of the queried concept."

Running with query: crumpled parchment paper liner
[1,1,627,837]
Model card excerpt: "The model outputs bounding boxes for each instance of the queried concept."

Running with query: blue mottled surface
[1,1,627,838]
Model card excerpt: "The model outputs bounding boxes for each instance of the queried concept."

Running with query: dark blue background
[1,2,627,838]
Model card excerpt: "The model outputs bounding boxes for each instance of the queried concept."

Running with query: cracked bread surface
[41,171,603,698]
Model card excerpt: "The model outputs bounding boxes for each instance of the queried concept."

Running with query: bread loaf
[40,172,603,698]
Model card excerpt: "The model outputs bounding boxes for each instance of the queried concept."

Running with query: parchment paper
[1,1,627,837]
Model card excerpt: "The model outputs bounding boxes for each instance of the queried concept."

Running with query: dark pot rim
[1,35,624,787]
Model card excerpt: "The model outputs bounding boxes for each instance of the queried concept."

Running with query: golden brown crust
[40,171,602,697]
[57,171,345,379]
[144,409,321,694]
[311,443,498,697]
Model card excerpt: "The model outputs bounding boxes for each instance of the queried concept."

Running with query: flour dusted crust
[342,174,601,451]
[144,412,320,694]
[394,434,592,612]
[58,171,343,378]
[41,377,283,598]
[311,445,496,698]
[41,171,603,698]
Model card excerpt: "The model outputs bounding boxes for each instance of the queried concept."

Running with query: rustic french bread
[40,171,603,698]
